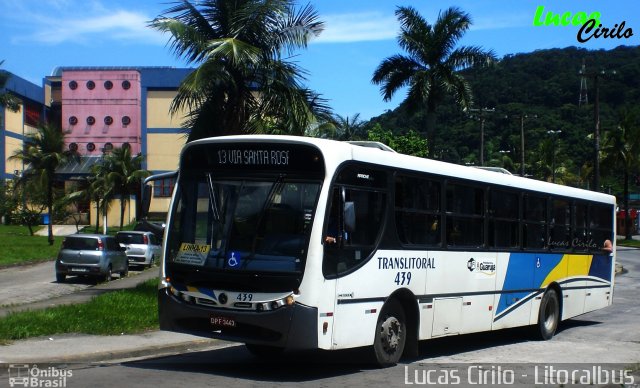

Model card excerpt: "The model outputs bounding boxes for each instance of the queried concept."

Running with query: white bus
[153,135,615,366]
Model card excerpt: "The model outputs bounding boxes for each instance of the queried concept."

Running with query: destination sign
[181,142,325,177]
[216,149,290,166]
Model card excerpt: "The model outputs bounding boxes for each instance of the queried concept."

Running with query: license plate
[210,316,236,328]
[71,267,88,272]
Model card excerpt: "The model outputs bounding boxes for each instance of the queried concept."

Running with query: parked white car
[116,231,162,268]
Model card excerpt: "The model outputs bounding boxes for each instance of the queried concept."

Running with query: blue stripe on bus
[496,253,563,316]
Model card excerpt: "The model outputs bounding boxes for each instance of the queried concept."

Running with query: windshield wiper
[206,173,220,221]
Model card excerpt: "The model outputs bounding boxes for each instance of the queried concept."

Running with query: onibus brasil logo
[8,364,72,387]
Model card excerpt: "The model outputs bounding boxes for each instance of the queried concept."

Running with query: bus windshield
[166,173,321,274]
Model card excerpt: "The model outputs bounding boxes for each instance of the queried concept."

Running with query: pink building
[62,69,141,155]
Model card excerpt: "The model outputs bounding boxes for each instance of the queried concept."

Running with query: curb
[32,339,221,365]
[0,334,225,365]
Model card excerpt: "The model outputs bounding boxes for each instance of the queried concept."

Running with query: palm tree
[0,60,20,112]
[601,109,640,240]
[90,159,115,233]
[309,113,366,140]
[149,0,331,141]
[372,6,495,156]
[9,124,69,245]
[334,113,366,141]
[102,147,150,230]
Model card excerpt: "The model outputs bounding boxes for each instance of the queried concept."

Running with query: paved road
[0,260,150,309]
[21,248,638,388]
[0,261,92,307]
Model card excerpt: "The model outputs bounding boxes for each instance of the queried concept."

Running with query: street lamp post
[547,130,562,183]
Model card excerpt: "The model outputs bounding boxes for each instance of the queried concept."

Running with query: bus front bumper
[158,287,318,349]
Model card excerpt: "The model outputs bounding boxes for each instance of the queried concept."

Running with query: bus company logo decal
[467,258,496,275]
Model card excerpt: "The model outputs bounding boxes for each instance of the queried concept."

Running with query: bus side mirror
[141,185,152,219]
[344,201,356,233]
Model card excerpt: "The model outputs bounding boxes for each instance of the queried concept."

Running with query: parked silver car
[116,231,162,268]
[55,234,129,283]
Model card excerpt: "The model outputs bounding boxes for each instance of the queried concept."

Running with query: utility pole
[468,107,495,166]
[547,130,562,183]
[579,65,616,192]
[578,59,589,107]
[504,114,537,177]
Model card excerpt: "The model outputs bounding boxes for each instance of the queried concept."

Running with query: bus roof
[185,135,615,205]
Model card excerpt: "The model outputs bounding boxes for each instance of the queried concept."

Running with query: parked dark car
[55,234,128,283]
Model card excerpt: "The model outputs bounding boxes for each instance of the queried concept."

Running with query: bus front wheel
[536,288,560,340]
[373,298,406,367]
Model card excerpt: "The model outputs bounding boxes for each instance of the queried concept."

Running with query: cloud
[314,12,398,43]
[312,9,528,44]
[4,1,163,46]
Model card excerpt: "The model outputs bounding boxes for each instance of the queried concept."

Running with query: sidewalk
[0,268,222,364]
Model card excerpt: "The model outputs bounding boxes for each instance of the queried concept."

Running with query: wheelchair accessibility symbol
[227,252,241,268]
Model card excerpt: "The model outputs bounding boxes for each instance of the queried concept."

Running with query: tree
[0,60,20,112]
[89,160,114,233]
[367,123,428,157]
[149,0,331,141]
[102,147,150,230]
[601,108,640,240]
[8,124,70,245]
[333,113,367,140]
[309,113,366,140]
[371,6,495,156]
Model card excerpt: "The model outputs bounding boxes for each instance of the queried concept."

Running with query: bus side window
[322,187,386,278]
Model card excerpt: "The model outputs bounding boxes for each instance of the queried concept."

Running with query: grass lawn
[0,278,159,341]
[617,238,640,248]
[0,225,63,267]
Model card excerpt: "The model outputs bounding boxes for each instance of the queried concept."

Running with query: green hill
[365,45,640,191]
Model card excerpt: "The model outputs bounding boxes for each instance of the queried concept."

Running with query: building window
[154,178,175,197]
[87,142,96,152]
[86,116,96,125]
[122,142,131,150]
[103,142,113,152]
[69,143,78,152]
[122,80,131,90]
[122,116,131,125]
[24,102,41,127]
[86,80,95,90]
[69,116,78,125]
[69,80,78,90]
[104,80,113,90]
[104,116,113,125]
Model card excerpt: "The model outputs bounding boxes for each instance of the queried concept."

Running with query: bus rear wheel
[372,298,406,367]
[536,288,560,340]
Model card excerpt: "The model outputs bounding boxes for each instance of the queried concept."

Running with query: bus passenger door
[323,185,389,350]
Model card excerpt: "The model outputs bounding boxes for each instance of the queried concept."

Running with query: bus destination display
[182,142,325,176]
[216,149,290,166]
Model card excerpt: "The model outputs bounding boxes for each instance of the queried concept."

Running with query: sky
[1,0,638,120]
